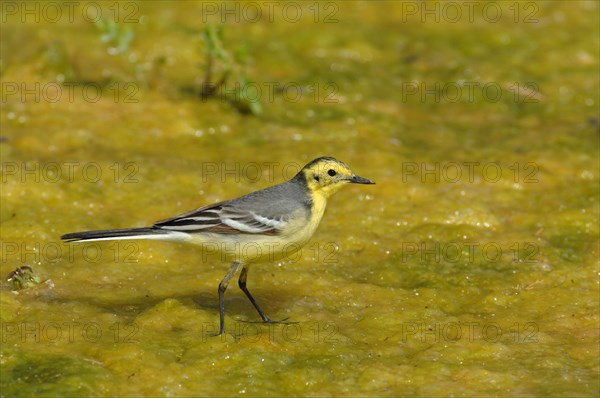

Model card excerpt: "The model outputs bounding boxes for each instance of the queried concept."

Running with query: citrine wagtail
[62,156,375,335]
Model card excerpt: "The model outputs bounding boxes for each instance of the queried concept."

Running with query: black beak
[349,175,375,184]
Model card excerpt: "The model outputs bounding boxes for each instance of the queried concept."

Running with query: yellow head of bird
[300,157,375,198]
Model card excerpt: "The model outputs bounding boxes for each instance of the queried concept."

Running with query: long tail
[61,227,183,243]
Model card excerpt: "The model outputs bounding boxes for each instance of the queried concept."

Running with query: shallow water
[1,1,598,396]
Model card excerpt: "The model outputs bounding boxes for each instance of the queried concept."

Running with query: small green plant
[6,266,41,291]
[199,24,262,115]
[94,17,145,85]
[95,17,135,55]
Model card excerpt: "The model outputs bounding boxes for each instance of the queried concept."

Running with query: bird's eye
[328,169,336,176]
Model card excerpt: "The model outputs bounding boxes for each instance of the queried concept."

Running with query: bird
[61,156,375,335]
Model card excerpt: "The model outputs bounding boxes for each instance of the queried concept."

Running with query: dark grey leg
[238,265,272,322]
[218,261,243,334]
